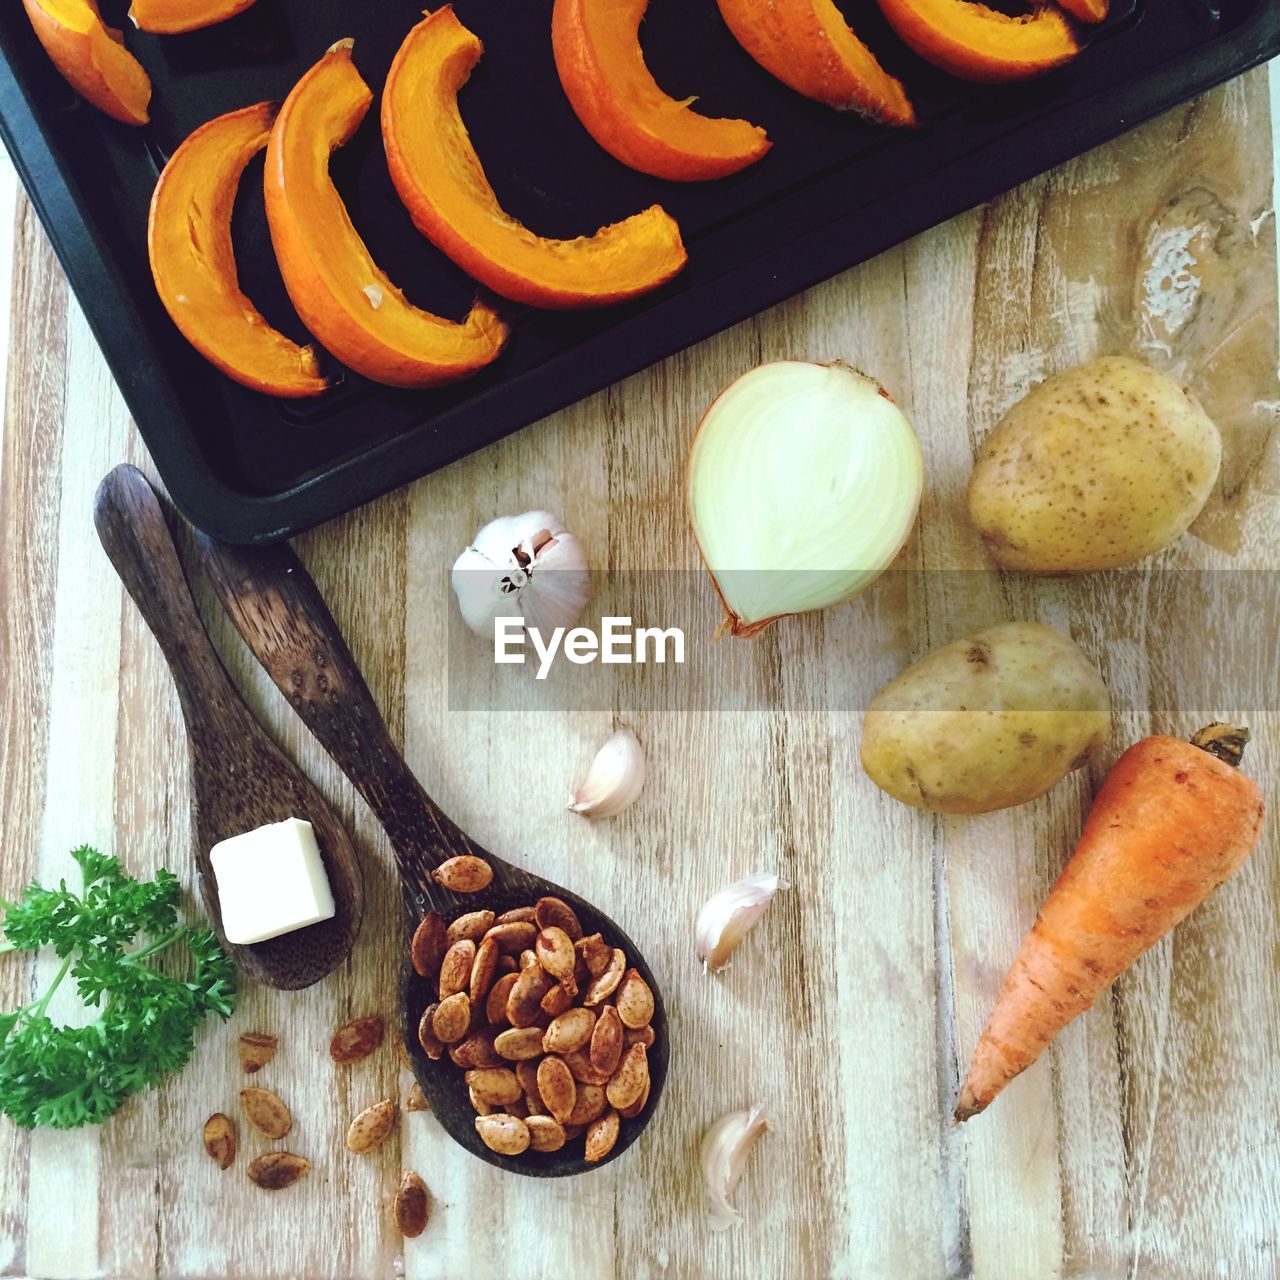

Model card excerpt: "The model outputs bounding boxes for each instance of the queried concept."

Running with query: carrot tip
[953,1088,985,1124]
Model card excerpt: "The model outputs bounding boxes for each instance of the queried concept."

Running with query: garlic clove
[451,511,589,638]
[701,1104,768,1230]
[568,728,645,818]
[694,872,781,973]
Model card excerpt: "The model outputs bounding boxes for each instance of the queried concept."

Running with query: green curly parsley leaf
[0,847,236,1129]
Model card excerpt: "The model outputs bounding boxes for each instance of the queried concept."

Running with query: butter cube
[210,817,336,945]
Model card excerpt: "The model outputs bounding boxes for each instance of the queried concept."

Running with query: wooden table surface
[2,63,1279,1280]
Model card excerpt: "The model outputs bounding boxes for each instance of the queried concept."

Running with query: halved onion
[687,361,923,637]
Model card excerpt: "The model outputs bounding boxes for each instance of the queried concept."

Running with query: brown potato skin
[967,357,1221,572]
[860,622,1110,814]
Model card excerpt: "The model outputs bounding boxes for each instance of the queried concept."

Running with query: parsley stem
[0,941,15,954]
[28,953,73,1020]
[122,927,186,965]
[6,953,75,1027]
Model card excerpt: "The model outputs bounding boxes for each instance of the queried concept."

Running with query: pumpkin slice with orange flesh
[23,0,149,125]
[552,0,769,182]
[130,0,257,35]
[382,7,686,310]
[1057,0,1108,23]
[874,0,1079,82]
[266,41,508,389]
[149,103,328,399]
[715,0,914,125]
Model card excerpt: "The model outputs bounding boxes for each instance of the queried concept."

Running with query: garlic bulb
[701,1104,768,1230]
[695,872,781,973]
[452,512,589,638]
[568,728,645,818]
[687,361,923,638]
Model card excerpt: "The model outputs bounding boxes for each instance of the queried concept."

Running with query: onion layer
[687,361,923,637]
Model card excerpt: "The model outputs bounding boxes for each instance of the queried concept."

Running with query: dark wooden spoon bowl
[195,534,668,1176]
[92,465,363,990]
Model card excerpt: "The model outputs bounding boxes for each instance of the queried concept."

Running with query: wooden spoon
[92,464,363,990]
[195,533,668,1176]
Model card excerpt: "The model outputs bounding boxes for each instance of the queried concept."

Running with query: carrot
[955,723,1265,1122]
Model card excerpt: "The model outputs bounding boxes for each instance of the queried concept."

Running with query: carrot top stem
[1190,722,1250,768]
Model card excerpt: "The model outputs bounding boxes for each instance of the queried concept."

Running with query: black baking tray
[1,1,1276,543]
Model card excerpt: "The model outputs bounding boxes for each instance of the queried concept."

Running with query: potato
[860,622,1109,814]
[967,356,1221,571]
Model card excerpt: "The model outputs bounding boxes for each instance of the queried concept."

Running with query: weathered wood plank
[25,293,133,1280]
[0,189,65,1280]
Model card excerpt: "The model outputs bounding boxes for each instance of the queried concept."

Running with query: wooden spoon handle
[93,465,257,749]
[194,534,477,901]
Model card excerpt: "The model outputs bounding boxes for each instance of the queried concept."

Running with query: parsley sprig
[0,846,236,1129]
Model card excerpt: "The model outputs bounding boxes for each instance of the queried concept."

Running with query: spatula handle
[195,533,477,903]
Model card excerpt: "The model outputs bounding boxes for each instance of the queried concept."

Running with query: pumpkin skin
[552,0,769,182]
[715,0,915,125]
[128,0,257,35]
[873,0,1080,84]
[148,103,328,399]
[381,7,687,310]
[1058,0,1108,25]
[265,41,508,390]
[23,0,150,125]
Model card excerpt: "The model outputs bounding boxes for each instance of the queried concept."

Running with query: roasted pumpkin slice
[382,7,687,310]
[874,0,1079,82]
[23,0,150,125]
[716,0,913,125]
[552,0,769,182]
[149,103,327,399]
[1057,0,1108,23]
[129,0,257,35]
[266,41,508,389]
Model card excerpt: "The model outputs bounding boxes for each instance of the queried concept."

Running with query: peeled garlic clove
[568,728,645,818]
[695,872,781,973]
[451,511,589,638]
[687,361,922,638]
[701,1104,768,1230]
